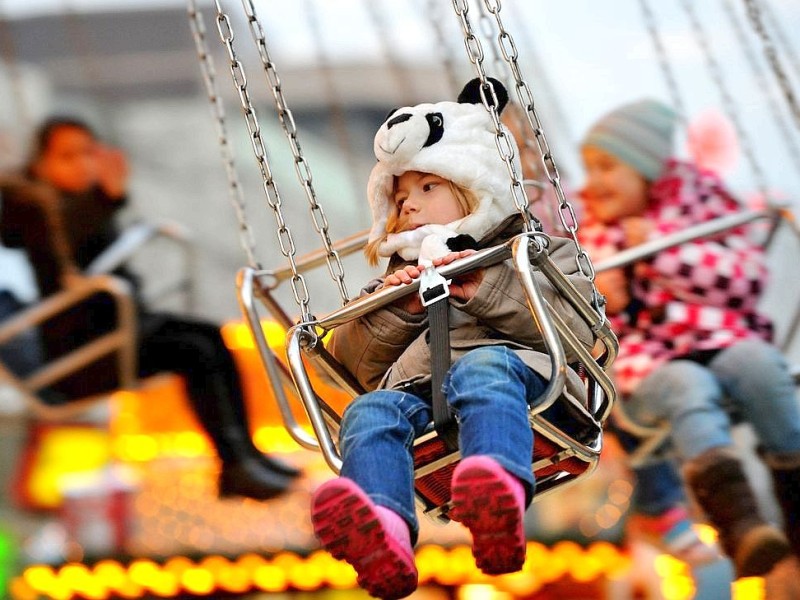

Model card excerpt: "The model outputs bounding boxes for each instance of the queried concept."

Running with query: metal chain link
[240,0,350,304]
[364,0,416,107]
[186,0,261,270]
[449,0,535,234]
[212,0,312,321]
[636,0,689,124]
[451,0,599,290]
[0,4,32,132]
[678,0,770,197]
[722,0,800,176]
[424,0,462,96]
[742,0,800,133]
[760,0,800,82]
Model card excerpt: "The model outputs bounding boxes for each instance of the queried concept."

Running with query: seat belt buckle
[418,266,451,307]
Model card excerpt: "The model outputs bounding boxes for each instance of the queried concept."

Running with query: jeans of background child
[612,421,685,516]
[339,346,547,542]
[624,338,800,462]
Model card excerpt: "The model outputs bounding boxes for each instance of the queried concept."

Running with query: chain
[742,0,800,133]
[212,0,312,321]
[424,0,462,96]
[0,5,31,132]
[303,0,361,212]
[449,0,534,233]
[240,0,350,304]
[186,0,261,270]
[364,0,416,107]
[760,0,800,82]
[451,0,598,289]
[722,0,800,176]
[678,0,770,197]
[636,0,689,124]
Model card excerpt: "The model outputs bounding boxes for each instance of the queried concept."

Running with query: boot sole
[311,479,417,600]
[449,456,526,575]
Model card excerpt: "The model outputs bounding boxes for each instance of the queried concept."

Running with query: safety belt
[419,266,459,451]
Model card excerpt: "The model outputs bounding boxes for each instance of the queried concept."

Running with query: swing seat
[412,387,603,521]
[240,232,618,521]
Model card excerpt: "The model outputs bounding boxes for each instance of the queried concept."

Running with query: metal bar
[265,229,370,284]
[313,243,511,331]
[286,326,343,473]
[595,209,773,272]
[511,235,567,416]
[236,267,319,450]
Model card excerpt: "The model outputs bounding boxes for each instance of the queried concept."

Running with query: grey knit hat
[581,99,678,181]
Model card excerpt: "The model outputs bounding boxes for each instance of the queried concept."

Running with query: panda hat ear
[457,77,509,114]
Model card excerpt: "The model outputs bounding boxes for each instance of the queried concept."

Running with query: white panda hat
[367,77,522,264]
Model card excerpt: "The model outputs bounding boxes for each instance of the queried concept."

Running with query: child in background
[578,99,800,579]
[503,103,721,567]
[310,79,596,600]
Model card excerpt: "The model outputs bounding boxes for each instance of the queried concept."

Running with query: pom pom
[687,109,739,175]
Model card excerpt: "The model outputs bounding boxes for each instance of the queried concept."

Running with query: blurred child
[310,79,596,599]
[578,99,800,579]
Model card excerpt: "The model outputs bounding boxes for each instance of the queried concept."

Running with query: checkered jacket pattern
[579,159,773,395]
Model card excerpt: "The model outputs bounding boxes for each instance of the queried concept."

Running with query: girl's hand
[95,145,129,200]
[383,264,424,313]
[381,250,480,311]
[621,217,653,248]
[432,249,481,301]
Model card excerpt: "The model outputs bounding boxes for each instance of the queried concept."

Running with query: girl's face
[393,171,465,230]
[580,146,649,224]
[33,126,99,194]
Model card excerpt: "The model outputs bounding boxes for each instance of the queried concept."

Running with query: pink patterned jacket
[578,159,772,395]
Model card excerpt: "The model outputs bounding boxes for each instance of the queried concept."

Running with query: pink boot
[310,477,417,600]
[450,455,527,575]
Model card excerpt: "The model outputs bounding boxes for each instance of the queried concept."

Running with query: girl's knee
[451,346,521,375]
[715,339,785,376]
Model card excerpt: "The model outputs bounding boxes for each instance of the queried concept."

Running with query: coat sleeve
[457,236,595,360]
[328,279,427,391]
[639,173,768,311]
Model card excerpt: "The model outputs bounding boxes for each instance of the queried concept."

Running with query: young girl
[310,79,596,599]
[578,99,800,579]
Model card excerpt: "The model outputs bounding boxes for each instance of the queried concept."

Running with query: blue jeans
[339,346,547,542]
[612,423,685,516]
[624,339,800,463]
[0,290,42,376]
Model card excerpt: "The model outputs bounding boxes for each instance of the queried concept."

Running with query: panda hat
[367,77,522,264]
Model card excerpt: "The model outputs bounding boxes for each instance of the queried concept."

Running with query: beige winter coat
[329,216,595,405]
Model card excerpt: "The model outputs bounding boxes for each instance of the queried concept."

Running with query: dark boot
[766,451,800,558]
[683,446,790,578]
[218,456,293,501]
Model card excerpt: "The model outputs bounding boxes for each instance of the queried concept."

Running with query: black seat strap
[419,267,459,451]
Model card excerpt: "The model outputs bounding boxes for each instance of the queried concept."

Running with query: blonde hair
[365,176,479,266]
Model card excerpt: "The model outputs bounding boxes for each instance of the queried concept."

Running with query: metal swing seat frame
[239,230,618,521]
[190,0,619,523]
[0,177,197,421]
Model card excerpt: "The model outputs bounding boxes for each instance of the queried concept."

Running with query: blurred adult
[0,116,299,501]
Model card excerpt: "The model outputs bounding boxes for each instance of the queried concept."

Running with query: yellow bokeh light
[252,564,288,592]
[181,567,215,596]
[733,576,766,600]
[23,565,57,592]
